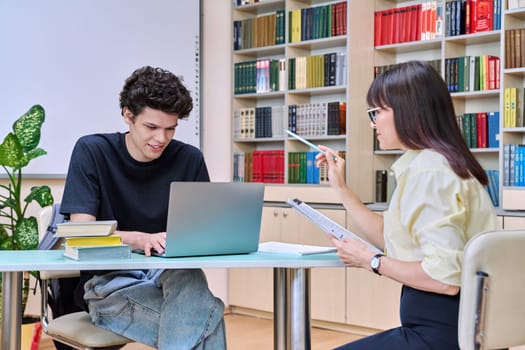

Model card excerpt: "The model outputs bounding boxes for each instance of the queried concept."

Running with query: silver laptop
[158,182,264,257]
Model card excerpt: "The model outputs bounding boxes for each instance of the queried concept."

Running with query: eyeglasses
[367,107,381,124]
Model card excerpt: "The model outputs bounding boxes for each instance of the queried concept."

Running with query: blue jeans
[83,269,226,350]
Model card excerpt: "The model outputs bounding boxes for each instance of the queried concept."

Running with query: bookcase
[372,0,521,210]
[228,0,525,336]
[501,6,525,209]
[231,0,375,202]
[230,0,399,334]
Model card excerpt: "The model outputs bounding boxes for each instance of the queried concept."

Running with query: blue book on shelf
[488,111,500,148]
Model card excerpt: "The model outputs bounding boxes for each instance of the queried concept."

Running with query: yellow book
[504,87,510,128]
[291,9,301,43]
[65,235,122,247]
[511,87,517,128]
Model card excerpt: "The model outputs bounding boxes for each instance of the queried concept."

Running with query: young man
[60,66,226,349]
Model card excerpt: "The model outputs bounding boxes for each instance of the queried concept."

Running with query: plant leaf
[0,224,14,250]
[0,197,16,211]
[12,105,45,153]
[14,217,39,250]
[25,186,54,207]
[0,133,25,168]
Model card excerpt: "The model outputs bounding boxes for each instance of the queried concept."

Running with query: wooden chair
[38,205,133,350]
[458,229,525,350]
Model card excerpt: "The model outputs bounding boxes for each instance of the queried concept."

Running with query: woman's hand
[315,145,346,191]
[330,236,376,270]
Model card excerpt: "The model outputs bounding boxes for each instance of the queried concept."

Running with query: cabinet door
[503,216,525,229]
[229,206,347,324]
[282,209,347,323]
[228,206,284,312]
[346,268,401,330]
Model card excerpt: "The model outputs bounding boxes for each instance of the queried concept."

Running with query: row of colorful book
[232,150,346,184]
[288,52,347,90]
[288,150,345,184]
[374,1,443,46]
[503,87,525,128]
[234,106,288,139]
[503,144,525,187]
[375,169,499,206]
[233,150,285,183]
[505,28,525,69]
[288,151,321,184]
[288,1,347,43]
[457,111,500,149]
[288,102,346,137]
[233,102,346,140]
[445,0,502,37]
[233,10,285,50]
[374,59,442,78]
[234,58,286,95]
[444,55,500,93]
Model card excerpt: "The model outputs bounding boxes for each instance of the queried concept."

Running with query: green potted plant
[0,104,54,321]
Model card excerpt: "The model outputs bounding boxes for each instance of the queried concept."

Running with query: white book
[258,241,336,256]
[55,220,117,237]
[287,198,383,254]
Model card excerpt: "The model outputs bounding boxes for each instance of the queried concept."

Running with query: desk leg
[273,268,311,350]
[274,268,289,350]
[2,271,23,350]
[289,268,311,350]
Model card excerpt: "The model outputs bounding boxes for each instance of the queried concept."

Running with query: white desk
[0,250,343,350]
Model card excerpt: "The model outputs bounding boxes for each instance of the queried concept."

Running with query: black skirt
[334,285,460,350]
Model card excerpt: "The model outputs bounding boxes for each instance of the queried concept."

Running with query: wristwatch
[370,254,384,275]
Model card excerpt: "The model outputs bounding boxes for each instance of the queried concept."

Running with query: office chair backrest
[458,229,525,350]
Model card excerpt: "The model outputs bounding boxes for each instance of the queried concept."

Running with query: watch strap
[371,253,384,275]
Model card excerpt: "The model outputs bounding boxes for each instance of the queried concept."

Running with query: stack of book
[55,220,131,260]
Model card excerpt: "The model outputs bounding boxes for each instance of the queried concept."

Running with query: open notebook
[287,198,383,254]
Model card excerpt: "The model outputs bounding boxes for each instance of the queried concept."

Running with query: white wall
[200,0,232,302]
[19,0,233,314]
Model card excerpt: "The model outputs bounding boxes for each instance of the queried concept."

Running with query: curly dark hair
[119,66,193,119]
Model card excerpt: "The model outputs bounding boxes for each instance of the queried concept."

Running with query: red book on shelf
[392,7,400,44]
[252,150,263,182]
[331,3,337,37]
[429,1,437,39]
[335,2,343,36]
[411,4,422,42]
[340,1,347,35]
[374,11,382,46]
[472,0,493,33]
[477,112,488,148]
[420,2,428,40]
[487,55,499,90]
[380,10,390,45]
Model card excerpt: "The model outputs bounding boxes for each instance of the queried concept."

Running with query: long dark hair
[367,60,488,185]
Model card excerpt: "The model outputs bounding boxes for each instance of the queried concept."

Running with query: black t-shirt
[61,132,210,230]
[60,132,210,309]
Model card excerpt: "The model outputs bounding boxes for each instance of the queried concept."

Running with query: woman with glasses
[316,60,496,350]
